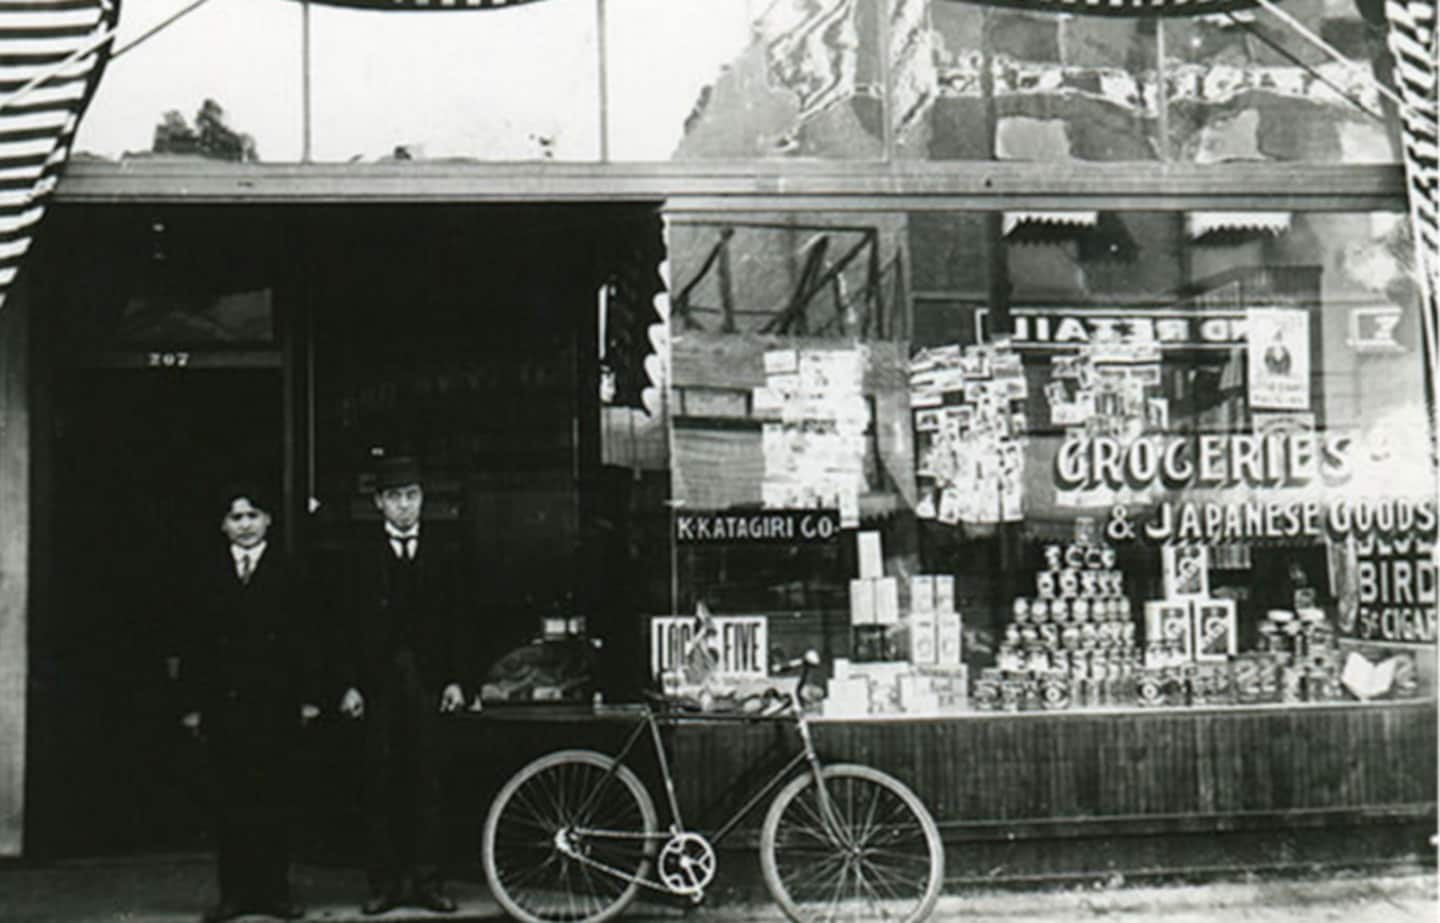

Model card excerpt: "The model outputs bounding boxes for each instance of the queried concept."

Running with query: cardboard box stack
[827,530,966,717]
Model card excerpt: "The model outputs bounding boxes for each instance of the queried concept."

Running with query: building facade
[0,0,1433,875]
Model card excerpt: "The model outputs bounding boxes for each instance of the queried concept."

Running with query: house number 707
[148,351,190,368]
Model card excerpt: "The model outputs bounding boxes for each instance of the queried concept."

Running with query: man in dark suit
[182,484,316,923]
[338,456,465,915]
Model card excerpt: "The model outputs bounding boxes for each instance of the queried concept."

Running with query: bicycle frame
[568,683,840,900]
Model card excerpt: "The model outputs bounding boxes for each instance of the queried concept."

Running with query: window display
[661,209,1435,719]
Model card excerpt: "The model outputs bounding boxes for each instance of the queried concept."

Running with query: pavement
[0,853,1434,923]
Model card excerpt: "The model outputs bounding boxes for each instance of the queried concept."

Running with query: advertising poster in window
[1246,307,1310,411]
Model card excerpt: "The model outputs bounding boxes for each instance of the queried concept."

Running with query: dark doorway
[31,368,282,856]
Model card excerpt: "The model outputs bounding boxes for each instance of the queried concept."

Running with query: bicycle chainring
[656,832,716,897]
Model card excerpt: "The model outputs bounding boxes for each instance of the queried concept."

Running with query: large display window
[658,205,1434,717]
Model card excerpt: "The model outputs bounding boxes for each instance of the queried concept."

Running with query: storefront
[656,195,1437,878]
[0,0,1433,878]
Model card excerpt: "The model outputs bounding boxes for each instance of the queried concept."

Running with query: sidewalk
[0,853,1434,923]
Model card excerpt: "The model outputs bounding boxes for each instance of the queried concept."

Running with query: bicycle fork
[794,711,852,850]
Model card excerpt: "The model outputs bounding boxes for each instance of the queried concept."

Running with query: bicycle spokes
[762,766,944,923]
[485,751,658,923]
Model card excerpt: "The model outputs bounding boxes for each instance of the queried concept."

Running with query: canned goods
[1137,674,1164,706]
[1059,570,1080,598]
[1044,545,1063,571]
[1000,677,1024,711]
[973,675,1001,710]
[1041,676,1071,710]
[1021,678,1043,711]
[1280,667,1304,703]
[1013,597,1030,619]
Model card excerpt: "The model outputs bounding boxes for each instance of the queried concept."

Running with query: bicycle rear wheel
[760,764,944,923]
[484,749,658,923]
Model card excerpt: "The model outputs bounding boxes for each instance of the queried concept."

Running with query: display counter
[365,696,1435,882]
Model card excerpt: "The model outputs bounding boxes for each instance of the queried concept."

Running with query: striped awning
[0,0,119,312]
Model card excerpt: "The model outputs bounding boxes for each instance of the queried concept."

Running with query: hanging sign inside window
[1335,534,1438,644]
[650,615,769,677]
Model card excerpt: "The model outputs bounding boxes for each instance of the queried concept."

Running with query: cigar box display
[1145,601,1193,660]
[1161,544,1209,599]
[1192,599,1237,662]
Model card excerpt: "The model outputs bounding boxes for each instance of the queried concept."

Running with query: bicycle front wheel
[760,764,944,923]
[483,749,658,923]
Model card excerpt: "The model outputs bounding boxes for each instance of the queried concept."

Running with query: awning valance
[1002,211,1100,243]
[1186,211,1294,242]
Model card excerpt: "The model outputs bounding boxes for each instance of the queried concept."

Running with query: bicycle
[481,653,945,923]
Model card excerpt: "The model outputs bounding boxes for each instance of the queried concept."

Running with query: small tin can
[1137,673,1164,707]
[1021,678,1043,711]
[1059,570,1080,598]
[1000,676,1024,712]
[1041,676,1071,710]
[973,673,1002,710]
[1280,666,1304,703]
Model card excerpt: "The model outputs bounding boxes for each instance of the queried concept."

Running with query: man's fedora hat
[375,456,424,491]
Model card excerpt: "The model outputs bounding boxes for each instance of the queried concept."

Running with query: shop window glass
[906,0,1399,165]
[655,0,889,161]
[39,206,284,359]
[663,205,1434,715]
[307,0,601,163]
[73,0,305,163]
[1161,0,1398,164]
